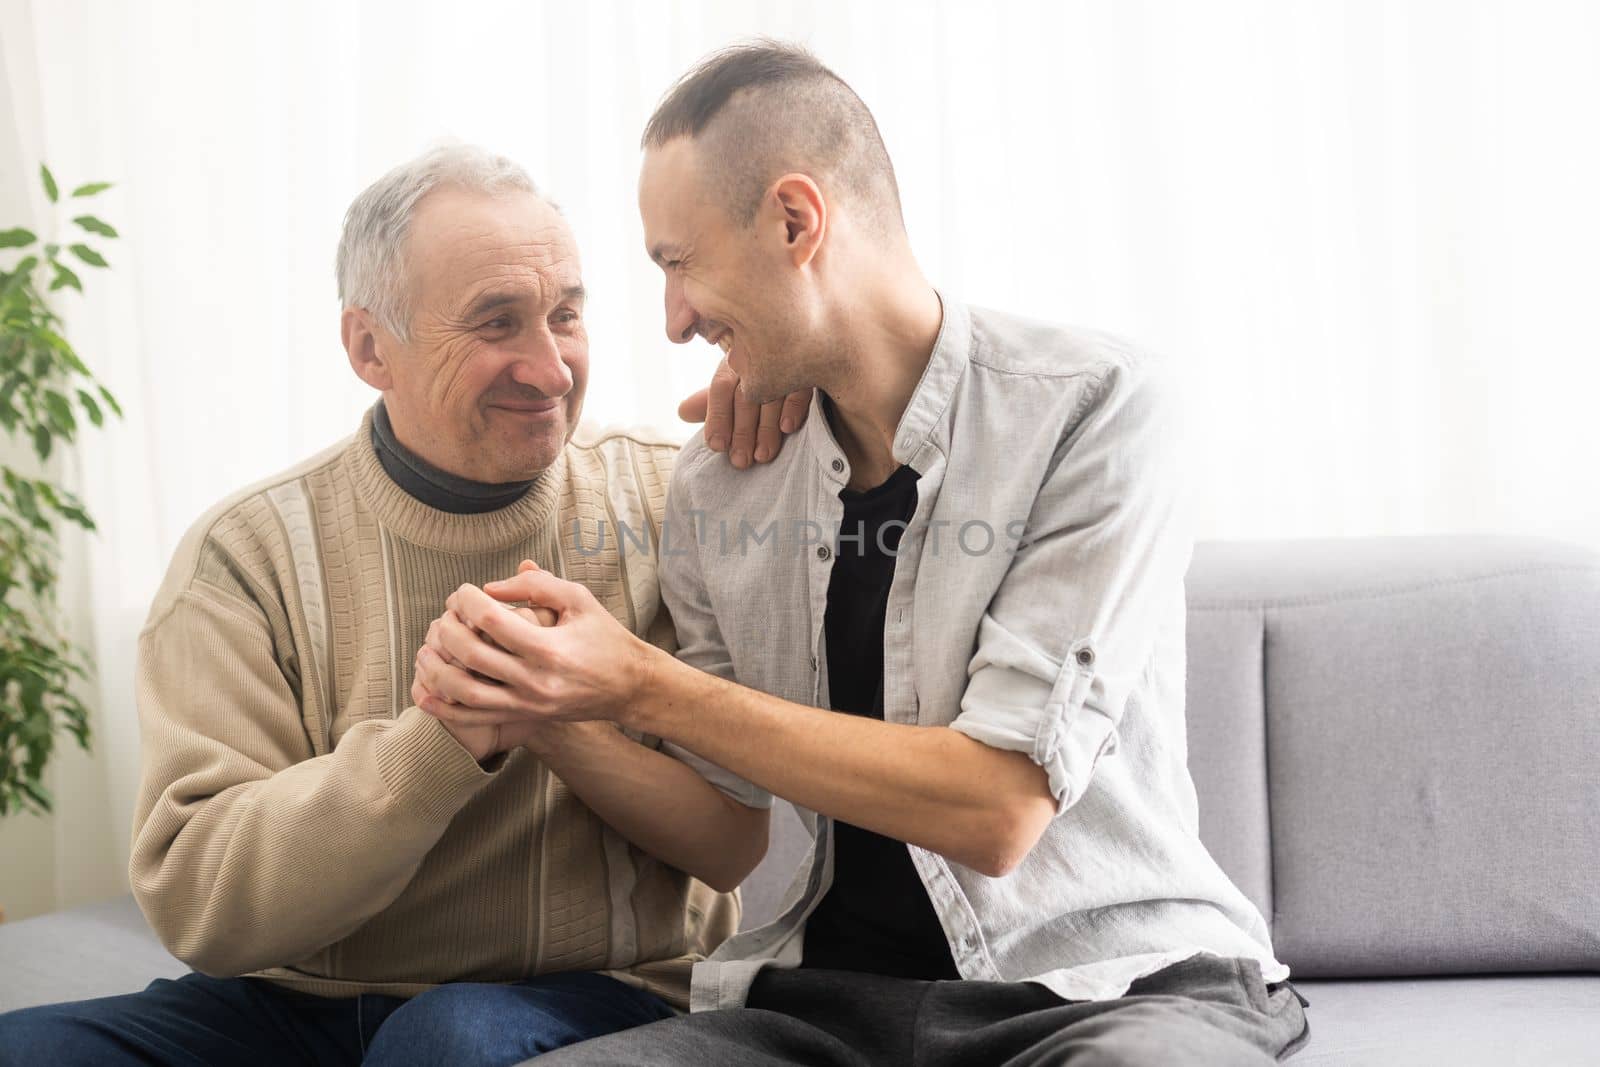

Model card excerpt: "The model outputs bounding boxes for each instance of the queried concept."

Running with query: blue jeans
[0,969,673,1066]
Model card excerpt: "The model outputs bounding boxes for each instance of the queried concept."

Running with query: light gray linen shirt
[656,292,1288,1012]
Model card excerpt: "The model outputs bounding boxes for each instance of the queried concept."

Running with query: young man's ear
[342,306,394,391]
[769,173,827,268]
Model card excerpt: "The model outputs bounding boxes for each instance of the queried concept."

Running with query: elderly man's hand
[680,357,811,469]
[412,561,564,761]
[412,561,654,738]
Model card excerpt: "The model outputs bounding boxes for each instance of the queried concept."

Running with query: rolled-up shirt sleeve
[655,449,774,810]
[949,356,1194,815]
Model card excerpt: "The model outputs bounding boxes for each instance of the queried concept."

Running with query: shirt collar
[890,288,970,466]
[803,288,972,486]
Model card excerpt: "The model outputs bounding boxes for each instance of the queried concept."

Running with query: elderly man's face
[382,186,588,483]
[638,139,817,406]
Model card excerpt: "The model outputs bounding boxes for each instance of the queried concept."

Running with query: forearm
[627,650,1053,876]
[528,721,768,893]
[434,567,1051,875]
[132,707,494,975]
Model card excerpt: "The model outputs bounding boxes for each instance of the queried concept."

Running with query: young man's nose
[664,276,699,344]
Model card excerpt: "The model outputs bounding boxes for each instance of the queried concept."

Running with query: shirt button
[1076,647,1095,668]
[830,458,844,473]
[817,545,832,561]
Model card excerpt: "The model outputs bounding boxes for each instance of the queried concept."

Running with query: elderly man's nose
[509,336,573,394]
[509,358,572,398]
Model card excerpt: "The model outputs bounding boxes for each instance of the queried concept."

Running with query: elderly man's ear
[342,307,394,391]
[680,359,812,470]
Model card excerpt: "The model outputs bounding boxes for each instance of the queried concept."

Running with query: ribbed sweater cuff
[375,706,500,825]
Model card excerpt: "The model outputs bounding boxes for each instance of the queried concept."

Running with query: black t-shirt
[799,463,960,980]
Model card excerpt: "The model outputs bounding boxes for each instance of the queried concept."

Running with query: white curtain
[1,0,1597,914]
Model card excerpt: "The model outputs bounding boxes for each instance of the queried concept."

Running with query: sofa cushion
[1290,974,1600,1066]
[1182,603,1274,918]
[0,895,185,1013]
[1203,537,1600,975]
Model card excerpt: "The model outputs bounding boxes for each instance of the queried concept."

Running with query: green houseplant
[0,164,123,818]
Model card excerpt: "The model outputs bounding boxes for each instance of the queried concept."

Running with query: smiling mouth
[493,398,561,414]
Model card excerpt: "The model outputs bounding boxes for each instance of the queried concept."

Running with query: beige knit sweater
[129,407,735,1009]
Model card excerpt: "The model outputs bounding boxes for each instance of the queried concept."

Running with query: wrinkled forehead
[407,187,582,313]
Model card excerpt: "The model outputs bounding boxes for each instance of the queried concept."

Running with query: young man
[414,45,1310,1066]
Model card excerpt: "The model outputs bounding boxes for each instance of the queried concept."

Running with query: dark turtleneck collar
[371,399,536,515]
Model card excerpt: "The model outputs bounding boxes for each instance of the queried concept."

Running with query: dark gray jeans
[530,953,1311,1066]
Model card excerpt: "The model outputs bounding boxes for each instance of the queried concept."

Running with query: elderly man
[0,145,801,1066]
[417,44,1310,1066]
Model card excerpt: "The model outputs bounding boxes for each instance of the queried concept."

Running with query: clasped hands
[411,560,654,762]
[413,374,810,761]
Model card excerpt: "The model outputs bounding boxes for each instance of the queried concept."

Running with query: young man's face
[638,138,818,406]
[381,186,589,482]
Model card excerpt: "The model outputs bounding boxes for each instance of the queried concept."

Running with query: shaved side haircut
[643,40,905,235]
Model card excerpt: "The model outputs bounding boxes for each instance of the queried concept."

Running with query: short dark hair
[642,40,904,232]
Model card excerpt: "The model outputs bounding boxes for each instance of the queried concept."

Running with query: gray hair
[336,143,544,341]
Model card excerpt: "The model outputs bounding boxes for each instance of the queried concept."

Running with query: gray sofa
[3,536,1596,1064]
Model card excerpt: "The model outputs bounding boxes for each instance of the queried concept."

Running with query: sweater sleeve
[129,583,501,977]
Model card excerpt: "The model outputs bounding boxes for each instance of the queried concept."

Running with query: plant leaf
[59,504,96,531]
[40,164,58,203]
[0,228,37,248]
[3,256,39,297]
[20,778,54,814]
[76,389,103,426]
[70,182,113,198]
[36,328,88,372]
[97,384,123,417]
[69,244,108,268]
[37,330,89,376]
[12,476,40,523]
[32,424,51,460]
[43,390,76,436]
[49,262,83,292]
[72,216,118,239]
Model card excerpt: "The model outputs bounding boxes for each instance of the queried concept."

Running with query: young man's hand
[412,561,655,744]
[412,561,565,761]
